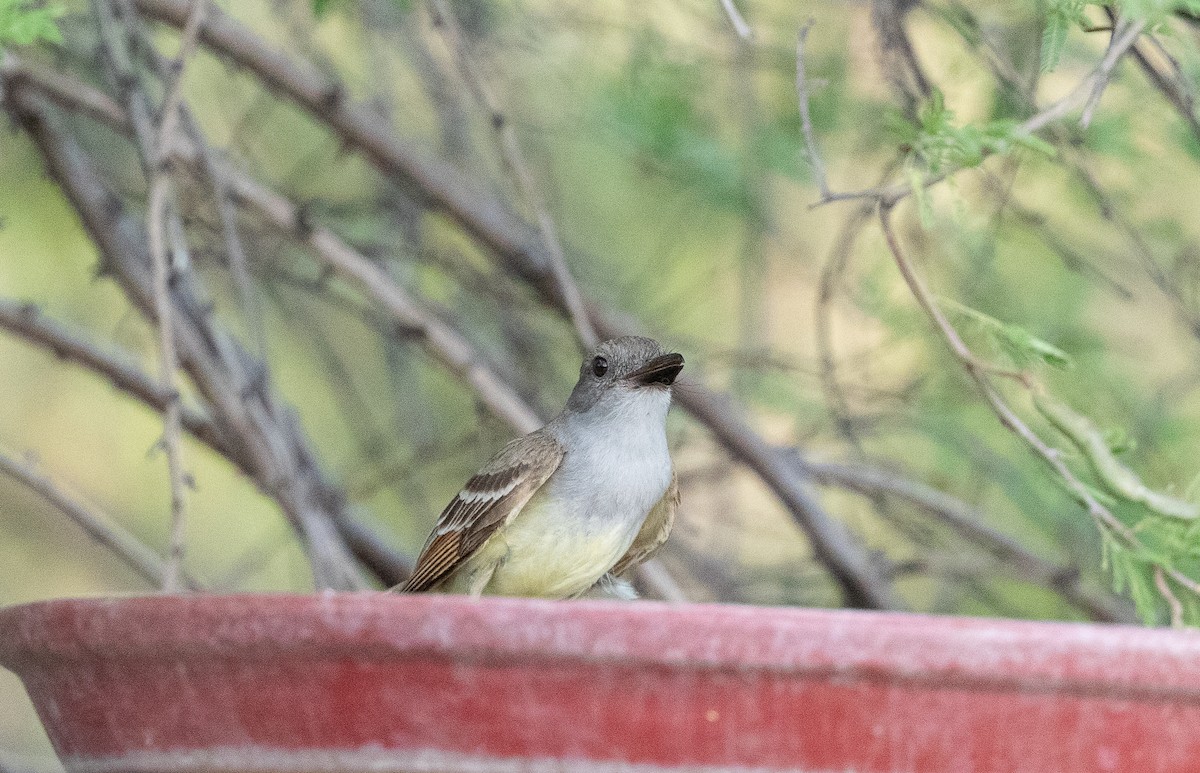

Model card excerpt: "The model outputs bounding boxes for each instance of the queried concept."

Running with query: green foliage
[312,0,411,19]
[0,0,63,47]
[1116,0,1200,24]
[604,33,750,212]
[1041,0,1085,72]
[941,299,1072,369]
[1035,391,1200,519]
[1035,390,1200,623]
[889,90,1054,222]
[890,90,1055,176]
[1083,113,1136,158]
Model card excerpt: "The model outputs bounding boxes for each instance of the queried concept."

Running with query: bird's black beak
[626,353,685,387]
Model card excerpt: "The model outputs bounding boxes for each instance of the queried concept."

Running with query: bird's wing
[402,430,565,592]
[610,468,679,577]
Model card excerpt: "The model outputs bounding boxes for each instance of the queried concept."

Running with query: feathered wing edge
[400,431,565,592]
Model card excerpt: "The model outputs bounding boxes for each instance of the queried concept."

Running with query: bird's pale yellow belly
[444,487,637,598]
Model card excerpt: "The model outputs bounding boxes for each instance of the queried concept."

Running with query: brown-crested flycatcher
[399,336,683,599]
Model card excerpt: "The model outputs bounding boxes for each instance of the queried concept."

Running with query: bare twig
[1,52,125,125]
[1128,38,1200,142]
[0,447,202,590]
[878,204,1139,546]
[143,0,207,592]
[1080,15,1144,128]
[634,558,689,603]
[814,209,872,450]
[426,0,597,348]
[100,0,369,590]
[871,0,932,113]
[8,91,368,591]
[0,298,230,456]
[1155,566,1185,628]
[877,204,1200,622]
[799,14,1147,210]
[795,20,830,201]
[804,459,1131,623]
[718,0,752,40]
[1026,16,1146,134]
[2,64,415,590]
[639,367,903,609]
[223,167,546,434]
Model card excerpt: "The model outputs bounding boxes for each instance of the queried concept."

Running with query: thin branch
[1025,16,1146,134]
[128,26,268,360]
[128,0,595,331]
[142,0,207,592]
[718,0,752,40]
[1,52,126,126]
[877,204,1200,622]
[426,0,597,348]
[1129,37,1200,141]
[0,298,230,456]
[8,90,368,591]
[222,164,546,434]
[804,459,1131,623]
[0,447,203,590]
[1080,14,1143,128]
[1155,566,1184,628]
[877,204,1139,546]
[795,19,830,201]
[634,558,689,603]
[107,0,368,590]
[803,15,1147,210]
[641,368,903,609]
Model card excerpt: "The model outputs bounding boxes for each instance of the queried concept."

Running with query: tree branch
[718,0,752,40]
[427,0,598,348]
[0,447,203,591]
[141,0,207,591]
[803,459,1132,623]
[795,19,830,201]
[5,89,372,590]
[0,298,230,455]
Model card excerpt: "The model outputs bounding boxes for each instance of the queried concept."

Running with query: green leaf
[888,90,1055,178]
[1041,0,1085,73]
[908,164,934,228]
[940,298,1073,369]
[603,31,749,212]
[1103,427,1137,456]
[0,0,64,47]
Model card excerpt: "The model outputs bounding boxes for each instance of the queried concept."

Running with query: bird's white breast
[481,387,673,598]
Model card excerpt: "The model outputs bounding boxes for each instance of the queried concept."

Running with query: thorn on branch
[295,201,317,237]
[237,361,270,404]
[319,82,346,111]
[392,320,426,340]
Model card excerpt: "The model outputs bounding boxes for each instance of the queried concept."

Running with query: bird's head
[564,336,684,416]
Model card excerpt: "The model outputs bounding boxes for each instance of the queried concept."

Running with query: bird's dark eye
[592,356,608,377]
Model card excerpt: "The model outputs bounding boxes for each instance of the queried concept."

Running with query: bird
[398,335,683,599]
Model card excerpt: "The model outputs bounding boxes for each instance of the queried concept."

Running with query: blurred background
[4,0,1200,767]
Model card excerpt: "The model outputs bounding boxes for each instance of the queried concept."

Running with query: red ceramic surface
[2,593,1199,772]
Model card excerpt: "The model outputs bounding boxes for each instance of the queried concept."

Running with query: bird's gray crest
[565,336,680,413]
